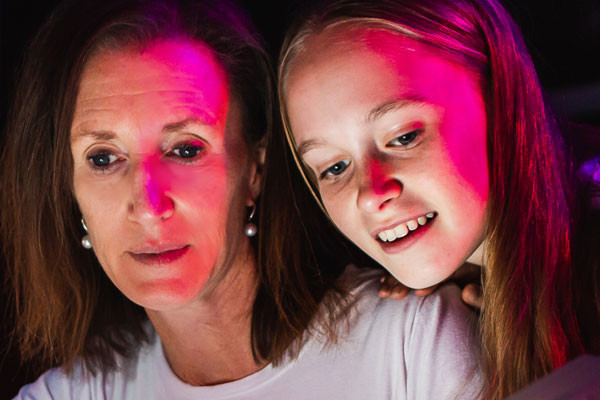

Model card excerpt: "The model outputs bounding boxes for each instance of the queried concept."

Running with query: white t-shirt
[15,267,482,400]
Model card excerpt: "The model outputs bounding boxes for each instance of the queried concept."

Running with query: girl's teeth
[378,212,435,242]
[406,220,419,231]
[385,230,397,242]
[394,223,409,238]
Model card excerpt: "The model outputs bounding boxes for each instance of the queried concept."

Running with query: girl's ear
[247,140,266,205]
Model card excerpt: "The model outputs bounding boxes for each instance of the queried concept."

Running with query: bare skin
[71,40,265,385]
[379,264,483,309]
[147,247,262,385]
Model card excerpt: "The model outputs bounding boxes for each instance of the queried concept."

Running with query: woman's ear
[247,140,266,205]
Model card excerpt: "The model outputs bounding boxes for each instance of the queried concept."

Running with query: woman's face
[285,27,488,288]
[71,39,261,310]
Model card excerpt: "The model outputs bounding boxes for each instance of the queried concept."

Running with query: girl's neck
[465,239,486,268]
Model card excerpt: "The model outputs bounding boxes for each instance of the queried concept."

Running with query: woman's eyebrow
[366,95,427,123]
[162,117,210,133]
[71,117,211,144]
[71,130,116,144]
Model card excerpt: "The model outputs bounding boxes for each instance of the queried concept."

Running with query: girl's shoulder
[335,264,483,398]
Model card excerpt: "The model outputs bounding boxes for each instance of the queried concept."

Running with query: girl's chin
[385,260,459,290]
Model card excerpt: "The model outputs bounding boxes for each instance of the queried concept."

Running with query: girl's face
[71,39,261,310]
[285,27,488,288]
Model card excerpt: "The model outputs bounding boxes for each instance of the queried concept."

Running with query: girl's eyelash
[320,159,351,180]
[387,127,424,148]
[316,128,424,181]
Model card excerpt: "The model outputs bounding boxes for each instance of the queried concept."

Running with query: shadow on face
[71,39,260,310]
[284,26,489,289]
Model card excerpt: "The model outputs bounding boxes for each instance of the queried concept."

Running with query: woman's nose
[356,159,402,213]
[128,155,175,224]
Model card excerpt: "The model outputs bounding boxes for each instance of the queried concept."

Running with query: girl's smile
[285,27,489,288]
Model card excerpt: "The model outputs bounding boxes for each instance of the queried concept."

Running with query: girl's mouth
[376,212,436,243]
[376,213,437,254]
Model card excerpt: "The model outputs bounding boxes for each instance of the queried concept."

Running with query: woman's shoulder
[13,360,114,400]
[13,329,161,400]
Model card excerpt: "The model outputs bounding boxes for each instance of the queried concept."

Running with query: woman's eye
[87,153,119,170]
[170,143,205,161]
[321,159,350,179]
[387,128,423,147]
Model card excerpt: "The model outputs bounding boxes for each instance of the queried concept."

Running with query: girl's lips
[129,245,190,265]
[377,218,435,254]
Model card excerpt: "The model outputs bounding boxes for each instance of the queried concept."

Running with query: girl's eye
[387,128,423,147]
[321,159,350,179]
[170,142,205,161]
[87,153,119,170]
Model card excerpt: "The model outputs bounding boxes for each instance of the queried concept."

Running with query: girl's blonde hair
[277,0,597,398]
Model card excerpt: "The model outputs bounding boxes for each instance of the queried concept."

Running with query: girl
[276,0,599,398]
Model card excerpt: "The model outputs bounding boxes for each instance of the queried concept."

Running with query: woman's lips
[128,245,190,265]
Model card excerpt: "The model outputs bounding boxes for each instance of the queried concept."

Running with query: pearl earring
[244,204,258,237]
[81,218,92,249]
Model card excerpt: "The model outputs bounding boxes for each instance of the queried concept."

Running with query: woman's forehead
[73,39,231,132]
[80,39,227,99]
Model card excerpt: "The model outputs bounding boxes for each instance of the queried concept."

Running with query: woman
[276,0,600,398]
[2,0,481,398]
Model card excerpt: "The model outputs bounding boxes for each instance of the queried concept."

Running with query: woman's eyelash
[85,141,206,174]
[320,159,350,179]
[167,142,206,163]
[387,128,424,147]
[87,152,121,173]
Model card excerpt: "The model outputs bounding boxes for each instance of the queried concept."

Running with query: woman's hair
[277,0,598,398]
[1,0,352,376]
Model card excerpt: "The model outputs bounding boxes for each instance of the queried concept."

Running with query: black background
[1,0,599,398]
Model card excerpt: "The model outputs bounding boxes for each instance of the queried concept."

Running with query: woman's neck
[146,247,265,386]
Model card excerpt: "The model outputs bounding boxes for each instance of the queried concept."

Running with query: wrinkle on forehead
[75,39,229,128]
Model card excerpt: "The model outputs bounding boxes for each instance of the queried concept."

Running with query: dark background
[1,0,599,398]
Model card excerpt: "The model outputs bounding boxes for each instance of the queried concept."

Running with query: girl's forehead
[300,24,432,63]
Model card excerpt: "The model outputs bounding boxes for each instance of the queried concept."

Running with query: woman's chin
[126,278,207,311]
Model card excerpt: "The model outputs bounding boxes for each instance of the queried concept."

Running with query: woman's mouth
[129,245,190,265]
[375,212,436,254]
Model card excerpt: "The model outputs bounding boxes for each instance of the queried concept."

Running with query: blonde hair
[277,0,593,398]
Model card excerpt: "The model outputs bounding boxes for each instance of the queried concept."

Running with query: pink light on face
[285,27,489,288]
[71,39,252,311]
[357,158,402,213]
[368,159,400,196]
[141,40,230,125]
[363,29,489,201]
[142,153,174,216]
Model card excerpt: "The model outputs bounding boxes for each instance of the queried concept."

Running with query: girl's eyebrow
[366,94,427,123]
[298,138,327,156]
[298,95,428,156]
